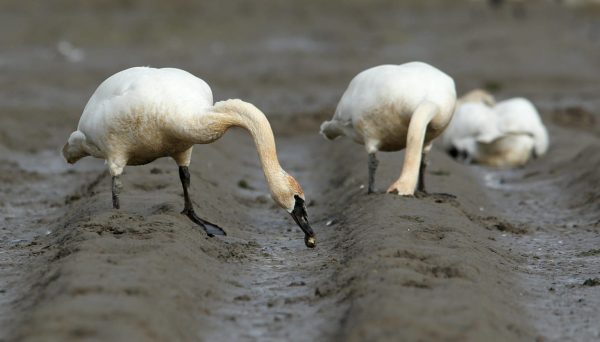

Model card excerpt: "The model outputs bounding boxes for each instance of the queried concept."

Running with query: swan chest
[87,109,194,165]
[353,103,448,152]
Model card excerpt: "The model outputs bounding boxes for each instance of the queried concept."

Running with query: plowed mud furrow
[4,129,542,341]
[3,127,599,342]
[477,126,600,341]
[0,151,105,342]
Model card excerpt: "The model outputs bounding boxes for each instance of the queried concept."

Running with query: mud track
[0,129,541,341]
[2,119,600,342]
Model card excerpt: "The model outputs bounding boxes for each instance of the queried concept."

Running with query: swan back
[336,62,455,122]
[322,62,456,145]
[70,67,214,162]
[78,67,213,142]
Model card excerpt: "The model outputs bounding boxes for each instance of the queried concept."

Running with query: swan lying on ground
[440,90,549,167]
[320,62,456,195]
[62,67,316,247]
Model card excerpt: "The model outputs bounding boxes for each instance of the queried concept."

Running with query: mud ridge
[477,124,600,341]
[6,131,538,341]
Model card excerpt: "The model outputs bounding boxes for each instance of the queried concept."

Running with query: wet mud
[1,1,600,341]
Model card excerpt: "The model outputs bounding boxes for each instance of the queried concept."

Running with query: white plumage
[441,92,549,167]
[440,102,502,160]
[494,98,549,157]
[62,67,316,247]
[64,67,214,167]
[320,62,457,195]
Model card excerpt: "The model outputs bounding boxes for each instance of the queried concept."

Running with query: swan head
[272,174,315,248]
[447,138,478,164]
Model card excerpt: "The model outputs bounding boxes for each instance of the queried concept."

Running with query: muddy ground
[1,1,599,341]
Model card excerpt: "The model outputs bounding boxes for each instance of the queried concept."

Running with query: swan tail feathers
[62,130,89,164]
[320,120,344,140]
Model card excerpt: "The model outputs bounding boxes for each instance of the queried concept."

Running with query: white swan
[62,67,316,247]
[495,98,549,157]
[320,62,457,195]
[441,90,549,167]
[439,101,503,162]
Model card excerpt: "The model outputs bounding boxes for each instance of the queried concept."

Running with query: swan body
[441,91,549,167]
[63,67,315,247]
[494,98,549,157]
[320,62,457,195]
[64,67,214,166]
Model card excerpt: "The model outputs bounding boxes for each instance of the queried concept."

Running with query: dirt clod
[582,278,600,287]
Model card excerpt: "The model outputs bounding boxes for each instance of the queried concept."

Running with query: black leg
[178,166,226,237]
[417,152,428,194]
[368,153,379,194]
[112,176,121,209]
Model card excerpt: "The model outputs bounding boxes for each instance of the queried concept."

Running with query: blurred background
[1,0,599,151]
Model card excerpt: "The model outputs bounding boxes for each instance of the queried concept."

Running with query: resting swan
[62,67,316,248]
[441,89,549,167]
[320,62,457,195]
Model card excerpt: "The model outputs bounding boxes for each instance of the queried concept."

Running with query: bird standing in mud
[440,89,549,167]
[320,62,457,195]
[62,67,316,248]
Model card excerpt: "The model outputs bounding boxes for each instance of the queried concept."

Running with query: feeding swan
[441,90,549,167]
[320,62,457,195]
[62,67,316,248]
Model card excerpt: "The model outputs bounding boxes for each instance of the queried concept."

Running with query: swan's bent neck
[203,99,285,190]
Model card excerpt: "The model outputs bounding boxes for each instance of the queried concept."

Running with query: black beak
[448,146,460,159]
[448,146,469,163]
[290,195,316,248]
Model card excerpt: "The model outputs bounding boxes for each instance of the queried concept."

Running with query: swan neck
[212,100,283,187]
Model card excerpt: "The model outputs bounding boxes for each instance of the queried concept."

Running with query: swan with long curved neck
[62,67,315,248]
[320,62,456,195]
